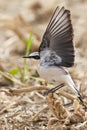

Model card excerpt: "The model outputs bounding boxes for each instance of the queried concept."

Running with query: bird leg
[44,83,86,108]
[44,83,64,96]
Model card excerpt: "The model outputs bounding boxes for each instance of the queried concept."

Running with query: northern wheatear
[24,6,83,103]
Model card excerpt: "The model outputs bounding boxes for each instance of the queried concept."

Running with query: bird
[24,6,83,103]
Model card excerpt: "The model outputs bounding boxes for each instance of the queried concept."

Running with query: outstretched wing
[39,6,74,67]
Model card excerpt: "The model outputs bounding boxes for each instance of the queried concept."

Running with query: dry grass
[0,0,87,129]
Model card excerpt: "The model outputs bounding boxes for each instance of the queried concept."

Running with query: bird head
[23,52,40,60]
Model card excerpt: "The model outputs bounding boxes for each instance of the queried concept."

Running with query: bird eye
[35,55,40,59]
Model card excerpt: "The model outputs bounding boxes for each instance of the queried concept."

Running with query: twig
[57,91,75,100]
[0,70,25,86]
[0,86,48,96]
[0,97,22,115]
[29,105,48,121]
[76,120,87,129]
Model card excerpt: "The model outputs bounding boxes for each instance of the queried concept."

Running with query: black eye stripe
[31,55,40,60]
[35,56,40,59]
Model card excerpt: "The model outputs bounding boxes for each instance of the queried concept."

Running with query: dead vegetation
[0,0,87,129]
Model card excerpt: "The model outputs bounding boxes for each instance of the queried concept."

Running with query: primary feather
[39,6,74,67]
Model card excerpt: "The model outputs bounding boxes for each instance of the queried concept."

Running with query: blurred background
[0,0,87,75]
[0,0,87,129]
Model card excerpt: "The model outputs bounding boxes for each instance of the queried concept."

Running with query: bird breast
[37,65,67,84]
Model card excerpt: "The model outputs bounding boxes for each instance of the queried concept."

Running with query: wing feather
[49,11,70,35]
[39,6,74,67]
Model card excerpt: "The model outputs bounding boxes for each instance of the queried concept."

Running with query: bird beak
[23,52,40,59]
[23,55,30,58]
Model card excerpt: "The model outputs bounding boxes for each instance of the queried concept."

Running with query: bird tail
[65,74,83,103]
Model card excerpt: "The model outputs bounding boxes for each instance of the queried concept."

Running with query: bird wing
[39,6,74,67]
